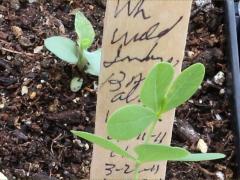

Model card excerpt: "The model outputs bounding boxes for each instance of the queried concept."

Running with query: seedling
[44,12,101,92]
[72,62,225,179]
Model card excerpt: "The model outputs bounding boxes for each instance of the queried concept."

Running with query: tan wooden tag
[91,0,192,179]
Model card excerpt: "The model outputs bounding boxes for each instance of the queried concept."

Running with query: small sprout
[70,77,83,92]
[71,62,225,179]
[44,11,101,90]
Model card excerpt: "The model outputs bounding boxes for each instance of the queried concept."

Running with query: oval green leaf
[162,63,205,112]
[84,49,101,76]
[107,105,158,140]
[75,12,95,49]
[140,62,174,113]
[44,36,78,64]
[71,131,136,162]
[134,144,190,163]
[176,153,225,161]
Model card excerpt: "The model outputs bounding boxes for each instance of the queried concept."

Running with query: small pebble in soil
[86,117,90,122]
[196,0,209,6]
[85,143,90,151]
[73,139,84,148]
[28,0,38,3]
[214,71,225,86]
[209,100,213,106]
[10,0,20,10]
[216,171,225,180]
[48,104,57,112]
[7,56,12,60]
[23,78,31,86]
[188,99,194,103]
[30,92,37,99]
[197,139,208,153]
[73,97,80,103]
[0,103,5,109]
[0,172,8,180]
[186,50,194,57]
[93,81,98,91]
[11,26,23,38]
[206,79,213,85]
[195,0,213,11]
[0,15,4,25]
[34,46,44,54]
[36,84,43,89]
[21,86,28,95]
[219,88,225,95]
[24,120,32,125]
[84,93,89,98]
[89,5,94,10]
[215,113,222,121]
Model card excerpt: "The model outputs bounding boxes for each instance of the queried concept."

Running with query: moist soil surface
[0,0,237,179]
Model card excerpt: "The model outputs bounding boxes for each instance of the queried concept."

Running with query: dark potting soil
[0,0,237,179]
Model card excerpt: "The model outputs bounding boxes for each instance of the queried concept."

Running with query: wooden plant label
[91,0,192,179]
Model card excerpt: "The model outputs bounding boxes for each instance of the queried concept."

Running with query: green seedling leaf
[75,12,95,49]
[140,62,174,113]
[162,63,205,112]
[70,77,83,92]
[44,36,78,64]
[71,131,136,162]
[84,49,101,76]
[177,153,225,161]
[134,144,190,163]
[107,105,158,140]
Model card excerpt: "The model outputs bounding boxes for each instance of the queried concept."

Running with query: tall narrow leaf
[134,144,190,163]
[140,62,174,113]
[44,36,78,64]
[75,12,95,49]
[107,105,158,140]
[162,63,205,112]
[177,153,225,161]
[84,49,101,76]
[71,131,136,161]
